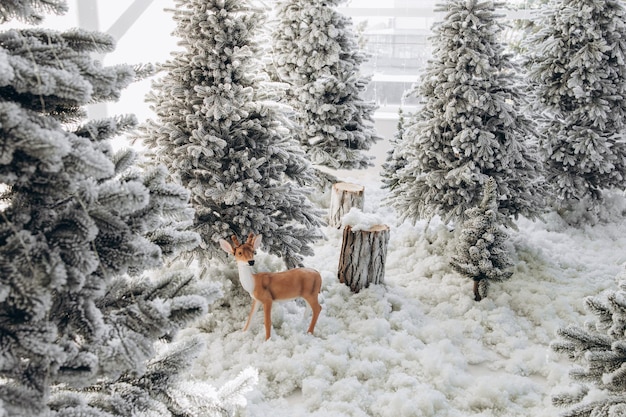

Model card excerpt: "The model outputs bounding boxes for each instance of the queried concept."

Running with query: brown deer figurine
[219,233,322,340]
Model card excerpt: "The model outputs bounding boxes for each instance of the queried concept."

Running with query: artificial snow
[180,165,626,417]
[341,207,385,231]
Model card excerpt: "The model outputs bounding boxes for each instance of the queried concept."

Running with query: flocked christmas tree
[525,0,626,210]
[270,0,380,169]
[386,0,545,227]
[137,0,322,269]
[450,177,514,301]
[381,107,407,191]
[551,273,626,416]
[0,2,255,416]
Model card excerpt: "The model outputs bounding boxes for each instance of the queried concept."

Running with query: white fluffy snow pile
[181,169,626,417]
[341,207,385,231]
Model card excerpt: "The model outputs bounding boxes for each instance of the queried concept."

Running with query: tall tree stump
[329,182,365,228]
[338,225,390,293]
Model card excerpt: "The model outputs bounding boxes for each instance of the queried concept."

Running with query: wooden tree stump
[329,182,365,228]
[338,225,390,293]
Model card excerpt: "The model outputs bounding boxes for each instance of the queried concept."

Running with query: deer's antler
[231,235,240,247]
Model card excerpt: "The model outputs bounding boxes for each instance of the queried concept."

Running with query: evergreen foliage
[381,107,407,191]
[0,2,241,416]
[450,177,513,301]
[270,0,380,169]
[386,0,545,227]
[137,0,322,269]
[525,0,626,208]
[48,337,258,417]
[551,276,626,416]
[0,0,67,24]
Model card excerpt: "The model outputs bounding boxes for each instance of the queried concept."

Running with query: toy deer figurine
[219,233,322,340]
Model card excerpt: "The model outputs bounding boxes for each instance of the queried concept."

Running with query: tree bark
[338,225,390,293]
[328,182,365,228]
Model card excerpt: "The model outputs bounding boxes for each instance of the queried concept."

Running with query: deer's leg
[305,295,322,335]
[306,274,322,335]
[243,299,259,331]
[263,300,273,340]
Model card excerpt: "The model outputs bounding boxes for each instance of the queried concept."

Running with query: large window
[340,1,534,114]
[15,1,532,120]
[339,1,441,113]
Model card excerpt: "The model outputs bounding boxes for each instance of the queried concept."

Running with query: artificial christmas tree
[270,0,380,169]
[551,274,626,416]
[137,0,322,269]
[386,0,545,227]
[0,2,247,416]
[381,107,407,191]
[450,178,514,301]
[525,0,626,209]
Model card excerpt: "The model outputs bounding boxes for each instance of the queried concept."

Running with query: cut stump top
[346,224,389,233]
[333,182,365,193]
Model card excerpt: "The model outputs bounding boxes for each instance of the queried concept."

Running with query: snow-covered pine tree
[0,2,235,416]
[137,0,322,269]
[48,320,258,417]
[551,275,626,416]
[270,0,381,169]
[381,107,407,190]
[450,177,513,301]
[386,0,545,228]
[525,0,626,210]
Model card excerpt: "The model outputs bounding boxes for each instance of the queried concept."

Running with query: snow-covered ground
[179,163,626,417]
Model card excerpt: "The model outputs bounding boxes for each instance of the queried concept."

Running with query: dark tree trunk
[473,280,481,302]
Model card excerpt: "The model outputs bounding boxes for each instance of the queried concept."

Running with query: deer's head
[219,233,263,266]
